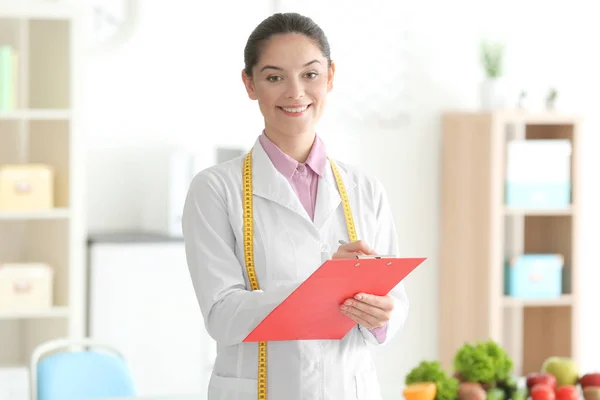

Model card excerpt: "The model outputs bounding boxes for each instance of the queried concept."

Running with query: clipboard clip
[355,255,395,259]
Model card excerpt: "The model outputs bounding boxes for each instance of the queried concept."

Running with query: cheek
[255,84,282,107]
[310,81,329,101]
[310,88,329,110]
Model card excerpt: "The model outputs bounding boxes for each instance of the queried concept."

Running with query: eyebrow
[259,59,321,73]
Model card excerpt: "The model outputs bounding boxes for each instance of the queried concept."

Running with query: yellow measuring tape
[242,151,357,399]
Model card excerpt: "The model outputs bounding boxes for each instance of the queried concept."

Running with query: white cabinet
[87,235,215,397]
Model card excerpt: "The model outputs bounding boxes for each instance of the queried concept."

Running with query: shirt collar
[258,131,327,179]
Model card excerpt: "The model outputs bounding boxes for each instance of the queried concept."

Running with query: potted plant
[546,87,558,110]
[480,40,507,110]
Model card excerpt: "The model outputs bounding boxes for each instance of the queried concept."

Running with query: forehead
[257,33,325,69]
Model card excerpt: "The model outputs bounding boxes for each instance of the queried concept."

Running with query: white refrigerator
[87,234,216,397]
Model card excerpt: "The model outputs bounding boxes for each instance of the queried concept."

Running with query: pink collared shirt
[258,132,388,343]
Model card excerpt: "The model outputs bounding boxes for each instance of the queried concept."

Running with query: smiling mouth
[278,104,311,114]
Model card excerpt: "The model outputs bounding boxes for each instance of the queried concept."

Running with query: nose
[285,77,304,100]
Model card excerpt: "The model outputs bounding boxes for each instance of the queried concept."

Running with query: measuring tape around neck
[242,151,357,399]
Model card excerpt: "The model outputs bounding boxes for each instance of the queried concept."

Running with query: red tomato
[531,384,556,400]
[555,385,579,400]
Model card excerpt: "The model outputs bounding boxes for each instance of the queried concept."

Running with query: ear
[327,60,336,92]
[241,70,258,100]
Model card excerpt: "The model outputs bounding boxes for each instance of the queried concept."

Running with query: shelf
[0,109,71,120]
[0,18,71,111]
[0,2,82,371]
[0,119,74,211]
[504,207,574,216]
[502,111,581,125]
[0,120,20,164]
[523,306,572,374]
[0,21,21,114]
[0,2,77,19]
[503,295,573,308]
[0,208,69,220]
[523,214,573,294]
[0,219,70,307]
[28,19,71,110]
[444,111,581,126]
[0,317,68,366]
[28,119,71,208]
[439,111,580,376]
[0,307,69,320]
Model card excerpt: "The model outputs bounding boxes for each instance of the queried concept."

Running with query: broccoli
[453,343,496,384]
[453,341,514,386]
[479,341,513,381]
[406,360,459,400]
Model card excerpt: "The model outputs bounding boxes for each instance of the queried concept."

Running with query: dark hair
[243,12,331,76]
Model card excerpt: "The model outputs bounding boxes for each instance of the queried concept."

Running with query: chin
[284,124,315,136]
[271,118,312,133]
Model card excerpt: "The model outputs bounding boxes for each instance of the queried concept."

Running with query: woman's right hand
[332,240,377,259]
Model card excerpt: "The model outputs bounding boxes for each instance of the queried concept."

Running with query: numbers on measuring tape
[242,152,267,399]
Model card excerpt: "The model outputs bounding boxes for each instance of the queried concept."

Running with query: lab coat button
[320,243,330,252]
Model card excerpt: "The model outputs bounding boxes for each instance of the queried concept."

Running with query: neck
[264,127,316,163]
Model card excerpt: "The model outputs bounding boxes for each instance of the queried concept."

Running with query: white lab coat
[182,136,409,400]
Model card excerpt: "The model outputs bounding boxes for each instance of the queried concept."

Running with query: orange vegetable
[403,382,437,400]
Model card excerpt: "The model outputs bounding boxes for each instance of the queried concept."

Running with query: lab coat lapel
[313,158,357,230]
[250,139,309,219]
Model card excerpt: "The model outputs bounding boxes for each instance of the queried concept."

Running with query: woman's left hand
[340,293,394,329]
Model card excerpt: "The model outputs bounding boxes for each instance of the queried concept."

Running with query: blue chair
[30,338,137,400]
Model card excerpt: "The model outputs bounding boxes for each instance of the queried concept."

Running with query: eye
[267,75,282,83]
[305,72,319,79]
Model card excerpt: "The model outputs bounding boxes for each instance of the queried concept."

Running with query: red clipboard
[243,257,426,342]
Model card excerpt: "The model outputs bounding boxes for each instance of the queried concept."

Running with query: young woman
[182,12,409,400]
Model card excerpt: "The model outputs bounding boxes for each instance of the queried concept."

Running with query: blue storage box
[504,254,563,299]
[506,182,571,208]
[505,139,572,208]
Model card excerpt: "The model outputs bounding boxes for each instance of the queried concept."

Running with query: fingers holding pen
[332,240,377,259]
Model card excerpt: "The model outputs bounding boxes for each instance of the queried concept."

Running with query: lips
[278,104,311,114]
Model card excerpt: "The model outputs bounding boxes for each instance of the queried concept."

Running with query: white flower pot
[480,78,508,110]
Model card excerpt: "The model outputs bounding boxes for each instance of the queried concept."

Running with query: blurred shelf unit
[0,3,84,371]
[438,111,581,377]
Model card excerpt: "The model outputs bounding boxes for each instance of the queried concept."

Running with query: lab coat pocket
[254,206,299,282]
[354,367,382,400]
[208,374,257,399]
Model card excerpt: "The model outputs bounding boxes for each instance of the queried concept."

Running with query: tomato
[531,384,556,400]
[555,385,579,400]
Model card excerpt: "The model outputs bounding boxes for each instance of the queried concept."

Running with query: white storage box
[505,139,572,208]
[0,164,54,211]
[0,263,53,312]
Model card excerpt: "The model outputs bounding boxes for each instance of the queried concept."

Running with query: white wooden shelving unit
[0,0,85,370]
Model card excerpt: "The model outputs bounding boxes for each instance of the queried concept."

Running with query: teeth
[282,105,308,113]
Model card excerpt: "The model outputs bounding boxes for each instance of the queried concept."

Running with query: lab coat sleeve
[182,171,296,347]
[358,179,409,346]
